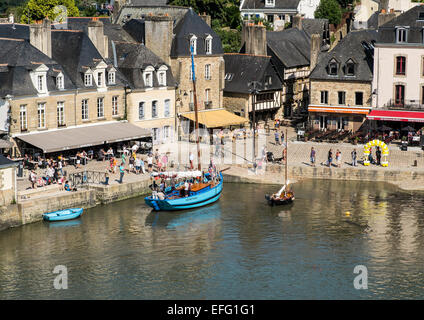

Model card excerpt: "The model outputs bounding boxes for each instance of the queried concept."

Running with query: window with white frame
[144,72,153,87]
[163,125,170,139]
[85,73,93,86]
[108,71,115,85]
[139,102,145,120]
[164,99,170,117]
[97,72,103,86]
[82,99,89,120]
[37,103,46,129]
[205,64,211,80]
[190,35,197,55]
[158,71,166,86]
[205,35,212,54]
[265,0,275,7]
[152,100,158,118]
[97,97,104,118]
[112,96,119,116]
[37,75,43,91]
[189,66,194,81]
[56,75,64,90]
[57,101,65,126]
[396,27,408,43]
[20,105,27,131]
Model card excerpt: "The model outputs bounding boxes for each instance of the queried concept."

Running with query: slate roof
[171,8,223,57]
[0,38,74,97]
[302,18,329,38]
[114,42,176,89]
[310,30,378,82]
[223,53,282,94]
[241,0,300,10]
[129,0,168,5]
[0,154,18,168]
[266,28,311,68]
[0,23,29,41]
[378,5,424,44]
[51,30,127,89]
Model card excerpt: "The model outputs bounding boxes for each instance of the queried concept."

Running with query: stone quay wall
[0,178,152,232]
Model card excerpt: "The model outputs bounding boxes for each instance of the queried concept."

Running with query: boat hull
[265,194,294,206]
[43,208,83,221]
[145,173,223,211]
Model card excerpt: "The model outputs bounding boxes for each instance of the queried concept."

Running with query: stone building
[223,53,283,126]
[0,19,150,156]
[240,18,326,119]
[309,30,378,132]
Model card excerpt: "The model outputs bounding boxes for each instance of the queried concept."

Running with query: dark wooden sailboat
[265,128,295,206]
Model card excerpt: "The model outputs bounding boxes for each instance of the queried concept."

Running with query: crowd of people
[310,146,384,168]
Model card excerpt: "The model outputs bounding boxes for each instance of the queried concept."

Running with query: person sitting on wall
[64,180,77,192]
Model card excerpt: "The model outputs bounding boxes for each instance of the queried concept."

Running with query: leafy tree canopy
[21,0,79,24]
[315,0,342,25]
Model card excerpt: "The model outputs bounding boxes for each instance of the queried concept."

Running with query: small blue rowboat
[43,208,83,221]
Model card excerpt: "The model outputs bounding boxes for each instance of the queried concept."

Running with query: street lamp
[248,81,262,164]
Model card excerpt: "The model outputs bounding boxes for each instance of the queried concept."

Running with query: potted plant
[304,132,309,141]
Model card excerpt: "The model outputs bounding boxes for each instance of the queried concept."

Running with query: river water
[1,180,424,299]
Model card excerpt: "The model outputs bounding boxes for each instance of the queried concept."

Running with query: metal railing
[384,99,424,110]
[204,101,213,109]
[68,170,107,188]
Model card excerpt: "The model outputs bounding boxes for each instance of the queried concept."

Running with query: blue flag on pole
[190,45,196,82]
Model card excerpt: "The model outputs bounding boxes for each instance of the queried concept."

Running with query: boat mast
[190,44,201,171]
[285,127,288,186]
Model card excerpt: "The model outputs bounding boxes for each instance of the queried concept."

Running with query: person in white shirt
[184,180,189,197]
[147,155,153,172]
[189,152,194,170]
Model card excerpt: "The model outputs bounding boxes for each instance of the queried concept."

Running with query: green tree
[315,0,342,25]
[20,0,79,24]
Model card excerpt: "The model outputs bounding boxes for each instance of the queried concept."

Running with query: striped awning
[308,105,370,115]
[181,109,248,128]
[367,110,424,122]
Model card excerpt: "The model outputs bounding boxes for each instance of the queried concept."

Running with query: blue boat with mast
[144,43,224,211]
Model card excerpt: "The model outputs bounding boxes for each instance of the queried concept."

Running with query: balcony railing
[384,99,424,110]
[204,101,212,109]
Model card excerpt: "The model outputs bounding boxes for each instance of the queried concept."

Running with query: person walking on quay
[376,147,382,166]
[281,130,285,145]
[274,130,280,145]
[118,162,125,184]
[162,153,168,171]
[310,147,316,167]
[129,153,135,173]
[30,170,37,189]
[327,149,333,168]
[140,157,146,174]
[104,168,109,185]
[351,149,357,167]
[147,153,153,173]
[336,149,341,168]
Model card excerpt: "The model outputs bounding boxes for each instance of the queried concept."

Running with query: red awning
[367,110,424,123]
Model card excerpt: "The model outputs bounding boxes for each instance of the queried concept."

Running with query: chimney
[377,11,396,27]
[200,13,211,27]
[87,18,109,59]
[242,21,267,56]
[292,14,303,30]
[144,14,173,65]
[29,19,52,58]
[310,34,321,72]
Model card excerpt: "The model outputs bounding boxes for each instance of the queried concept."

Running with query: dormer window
[328,59,338,76]
[346,60,355,76]
[108,71,115,85]
[157,65,168,86]
[85,73,93,86]
[396,27,408,43]
[190,35,197,55]
[97,72,103,87]
[56,74,64,90]
[205,35,212,55]
[37,75,44,91]
[143,66,154,87]
[265,0,275,7]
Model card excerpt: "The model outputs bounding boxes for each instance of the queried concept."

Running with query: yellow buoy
[345,211,351,216]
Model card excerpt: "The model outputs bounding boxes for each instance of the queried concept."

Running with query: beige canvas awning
[181,109,248,128]
[15,122,151,153]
